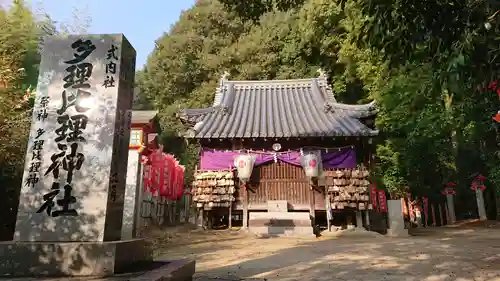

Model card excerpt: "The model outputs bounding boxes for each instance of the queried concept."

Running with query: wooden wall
[232,161,325,211]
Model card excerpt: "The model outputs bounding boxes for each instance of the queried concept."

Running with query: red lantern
[377,190,387,212]
[442,182,456,196]
[149,151,166,197]
[471,174,487,191]
[158,154,176,199]
[476,174,486,181]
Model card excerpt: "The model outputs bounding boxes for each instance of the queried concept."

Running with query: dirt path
[150,225,500,281]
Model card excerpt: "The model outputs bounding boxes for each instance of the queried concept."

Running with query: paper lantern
[234,154,256,182]
[301,152,319,178]
[166,159,178,200]
[158,154,173,198]
[166,155,177,198]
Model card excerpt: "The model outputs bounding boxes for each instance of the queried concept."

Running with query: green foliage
[133,71,155,110]
[0,1,93,184]
[218,0,304,21]
[0,1,42,182]
[141,0,500,211]
[0,1,93,238]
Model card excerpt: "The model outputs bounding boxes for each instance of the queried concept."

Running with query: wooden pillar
[242,183,248,229]
[431,204,436,227]
[438,204,444,226]
[365,210,370,230]
[197,208,203,229]
[231,140,247,229]
[207,211,213,229]
[228,201,232,229]
[355,211,363,228]
[326,193,331,231]
[309,182,316,227]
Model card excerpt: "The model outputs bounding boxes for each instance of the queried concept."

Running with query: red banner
[152,151,168,197]
[370,184,378,210]
[377,190,387,212]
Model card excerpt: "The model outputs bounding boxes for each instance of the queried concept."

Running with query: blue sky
[31,0,196,69]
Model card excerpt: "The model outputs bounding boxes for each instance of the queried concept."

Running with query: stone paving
[157,227,500,281]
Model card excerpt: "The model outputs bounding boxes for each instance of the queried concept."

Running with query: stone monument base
[386,199,409,237]
[0,239,160,277]
[386,228,409,237]
[3,260,196,281]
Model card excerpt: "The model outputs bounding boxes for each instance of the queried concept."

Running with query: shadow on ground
[153,225,500,281]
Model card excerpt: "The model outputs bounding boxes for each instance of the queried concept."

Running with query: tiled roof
[180,72,378,138]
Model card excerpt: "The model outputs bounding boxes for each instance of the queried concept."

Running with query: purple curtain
[198,148,356,171]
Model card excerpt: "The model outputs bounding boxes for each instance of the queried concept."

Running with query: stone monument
[13,34,135,242]
[386,199,409,237]
[0,34,195,279]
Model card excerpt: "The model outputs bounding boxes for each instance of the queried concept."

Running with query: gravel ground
[152,224,500,281]
[8,222,500,281]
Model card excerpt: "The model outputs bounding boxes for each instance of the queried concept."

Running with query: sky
[27,0,197,70]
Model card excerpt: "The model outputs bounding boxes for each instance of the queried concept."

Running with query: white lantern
[234,154,257,182]
[301,152,320,178]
